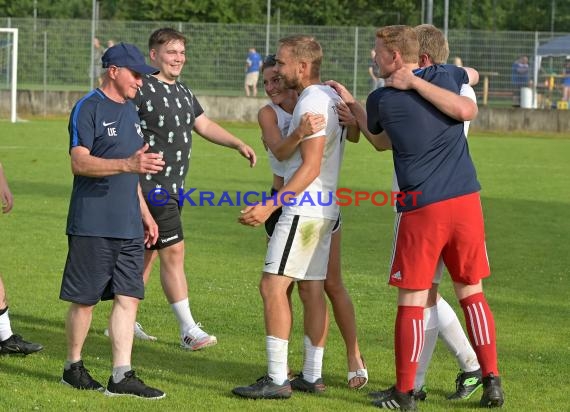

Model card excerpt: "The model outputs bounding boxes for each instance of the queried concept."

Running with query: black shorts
[264,187,342,237]
[145,195,184,250]
[60,235,145,305]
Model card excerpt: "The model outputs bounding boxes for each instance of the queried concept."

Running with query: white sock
[0,308,13,341]
[437,297,480,372]
[415,305,438,391]
[171,298,196,335]
[266,336,288,385]
[302,335,324,383]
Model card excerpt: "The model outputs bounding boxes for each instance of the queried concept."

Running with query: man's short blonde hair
[278,35,323,78]
[375,25,419,64]
[414,24,449,65]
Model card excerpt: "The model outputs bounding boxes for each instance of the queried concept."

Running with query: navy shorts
[60,235,145,305]
[145,195,184,250]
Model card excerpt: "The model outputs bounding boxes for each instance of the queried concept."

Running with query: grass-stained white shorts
[264,214,335,280]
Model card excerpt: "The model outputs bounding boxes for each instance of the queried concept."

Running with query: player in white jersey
[233,35,350,400]
[260,55,368,390]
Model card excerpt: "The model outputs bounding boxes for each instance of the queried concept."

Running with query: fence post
[533,31,539,109]
[353,27,358,99]
[43,31,47,117]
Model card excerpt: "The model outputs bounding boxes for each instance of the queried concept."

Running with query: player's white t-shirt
[391,84,477,195]
[266,102,291,178]
[283,84,345,220]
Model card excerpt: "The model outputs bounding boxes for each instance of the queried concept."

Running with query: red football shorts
[389,192,490,290]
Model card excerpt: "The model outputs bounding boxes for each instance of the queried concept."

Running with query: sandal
[347,356,368,390]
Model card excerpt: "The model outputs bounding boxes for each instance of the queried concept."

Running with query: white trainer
[181,323,217,351]
[134,322,157,341]
[103,322,157,341]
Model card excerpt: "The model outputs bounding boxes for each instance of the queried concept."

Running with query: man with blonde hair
[398,24,484,403]
[233,35,347,400]
[366,25,503,410]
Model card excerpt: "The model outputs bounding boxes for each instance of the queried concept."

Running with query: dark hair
[261,54,276,71]
[148,28,186,51]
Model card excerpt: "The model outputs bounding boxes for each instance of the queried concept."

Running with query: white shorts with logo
[264,214,335,281]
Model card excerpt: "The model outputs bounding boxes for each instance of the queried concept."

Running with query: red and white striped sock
[460,292,499,377]
[395,305,424,392]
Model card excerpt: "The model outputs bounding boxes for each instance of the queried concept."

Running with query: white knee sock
[171,298,196,334]
[302,335,324,383]
[437,297,480,372]
[0,308,13,341]
[414,305,438,391]
[266,336,289,385]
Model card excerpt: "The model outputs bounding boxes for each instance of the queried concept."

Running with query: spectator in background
[92,37,104,87]
[512,55,530,106]
[562,58,570,101]
[245,47,262,97]
[368,49,384,91]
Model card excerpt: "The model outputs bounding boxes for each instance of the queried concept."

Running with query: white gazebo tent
[533,34,570,107]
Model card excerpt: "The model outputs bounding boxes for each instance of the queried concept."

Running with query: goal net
[0,28,18,123]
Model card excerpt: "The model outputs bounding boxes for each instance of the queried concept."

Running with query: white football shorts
[264,214,335,281]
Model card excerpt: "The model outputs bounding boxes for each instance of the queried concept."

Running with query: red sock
[395,306,424,392]
[460,292,499,377]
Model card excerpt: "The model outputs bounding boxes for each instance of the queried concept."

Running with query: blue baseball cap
[101,42,159,75]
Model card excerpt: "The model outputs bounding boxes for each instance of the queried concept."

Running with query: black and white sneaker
[447,368,483,400]
[290,372,326,393]
[232,375,292,399]
[370,385,425,401]
[0,334,43,355]
[479,373,504,408]
[61,360,104,391]
[105,370,165,399]
[371,386,417,411]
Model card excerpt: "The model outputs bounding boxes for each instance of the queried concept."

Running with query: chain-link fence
[1,17,569,105]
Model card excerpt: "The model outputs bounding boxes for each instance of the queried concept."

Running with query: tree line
[2,0,569,32]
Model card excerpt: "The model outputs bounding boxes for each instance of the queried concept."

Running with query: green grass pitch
[0,118,568,411]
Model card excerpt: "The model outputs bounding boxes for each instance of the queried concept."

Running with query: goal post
[0,28,18,123]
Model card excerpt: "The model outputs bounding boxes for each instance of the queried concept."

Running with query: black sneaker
[232,375,292,399]
[369,385,425,401]
[479,373,504,408]
[105,370,165,399]
[371,386,417,411]
[447,368,483,400]
[413,385,427,401]
[290,372,326,393]
[61,360,104,391]
[0,334,43,355]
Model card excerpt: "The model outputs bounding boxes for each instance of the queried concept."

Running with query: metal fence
[1,17,569,105]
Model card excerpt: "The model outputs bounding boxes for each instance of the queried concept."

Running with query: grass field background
[0,118,569,411]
